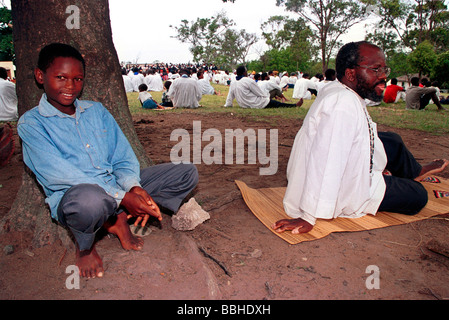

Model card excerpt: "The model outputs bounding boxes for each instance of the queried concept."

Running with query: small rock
[250,248,262,258]
[23,249,35,257]
[3,245,14,255]
[172,198,210,231]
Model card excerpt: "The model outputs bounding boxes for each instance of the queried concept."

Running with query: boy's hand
[121,186,162,227]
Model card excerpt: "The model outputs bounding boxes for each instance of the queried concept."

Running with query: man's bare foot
[296,98,304,107]
[272,218,313,234]
[76,245,104,278]
[104,212,144,251]
[415,159,449,181]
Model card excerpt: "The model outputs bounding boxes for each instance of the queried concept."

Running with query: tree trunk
[0,0,150,248]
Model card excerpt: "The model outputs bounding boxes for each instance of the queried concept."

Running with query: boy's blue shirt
[17,94,141,220]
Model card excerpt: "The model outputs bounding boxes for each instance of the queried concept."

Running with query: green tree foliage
[431,50,449,87]
[257,16,315,73]
[369,0,449,52]
[0,5,14,61]
[170,11,257,70]
[407,40,437,77]
[365,29,414,78]
[276,0,371,73]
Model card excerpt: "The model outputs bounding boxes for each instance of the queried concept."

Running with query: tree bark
[0,0,150,248]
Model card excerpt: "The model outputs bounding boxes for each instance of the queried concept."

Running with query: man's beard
[355,76,386,102]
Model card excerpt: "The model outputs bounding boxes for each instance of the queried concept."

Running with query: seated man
[383,78,406,103]
[258,72,289,102]
[288,72,298,88]
[0,67,18,121]
[405,77,446,111]
[315,68,336,95]
[167,69,202,108]
[197,70,221,96]
[273,41,448,235]
[279,71,290,90]
[292,73,317,106]
[224,66,303,109]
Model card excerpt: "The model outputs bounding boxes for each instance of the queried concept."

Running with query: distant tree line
[214,0,449,87]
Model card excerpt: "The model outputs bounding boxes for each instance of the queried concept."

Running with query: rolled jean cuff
[69,228,96,251]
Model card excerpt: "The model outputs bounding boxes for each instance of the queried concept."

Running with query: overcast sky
[5,0,369,64]
[108,0,299,64]
[108,0,369,64]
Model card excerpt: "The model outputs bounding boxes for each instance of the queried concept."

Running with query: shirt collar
[38,93,93,118]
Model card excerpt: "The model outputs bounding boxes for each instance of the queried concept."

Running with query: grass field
[129,83,449,135]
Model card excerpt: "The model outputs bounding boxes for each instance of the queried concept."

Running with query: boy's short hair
[37,43,85,73]
[138,83,148,92]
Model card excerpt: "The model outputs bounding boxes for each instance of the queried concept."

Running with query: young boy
[18,43,198,278]
[137,83,166,109]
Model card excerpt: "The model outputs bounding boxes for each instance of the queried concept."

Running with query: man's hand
[272,218,313,234]
[121,186,162,227]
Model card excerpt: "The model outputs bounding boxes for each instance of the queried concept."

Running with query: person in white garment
[197,70,221,96]
[258,72,289,102]
[168,69,202,108]
[144,69,164,92]
[292,73,317,105]
[288,72,298,88]
[131,68,144,92]
[0,67,18,121]
[224,66,302,109]
[279,71,290,90]
[273,41,449,235]
[315,68,336,95]
[121,69,133,93]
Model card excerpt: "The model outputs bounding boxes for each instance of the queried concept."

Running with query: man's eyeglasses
[355,65,391,78]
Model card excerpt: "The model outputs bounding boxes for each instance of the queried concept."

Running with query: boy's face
[35,57,84,114]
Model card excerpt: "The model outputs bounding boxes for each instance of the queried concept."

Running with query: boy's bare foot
[76,245,104,278]
[415,159,449,181]
[104,212,144,251]
[296,98,304,107]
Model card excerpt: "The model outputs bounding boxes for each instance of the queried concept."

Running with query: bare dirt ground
[1,111,449,302]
